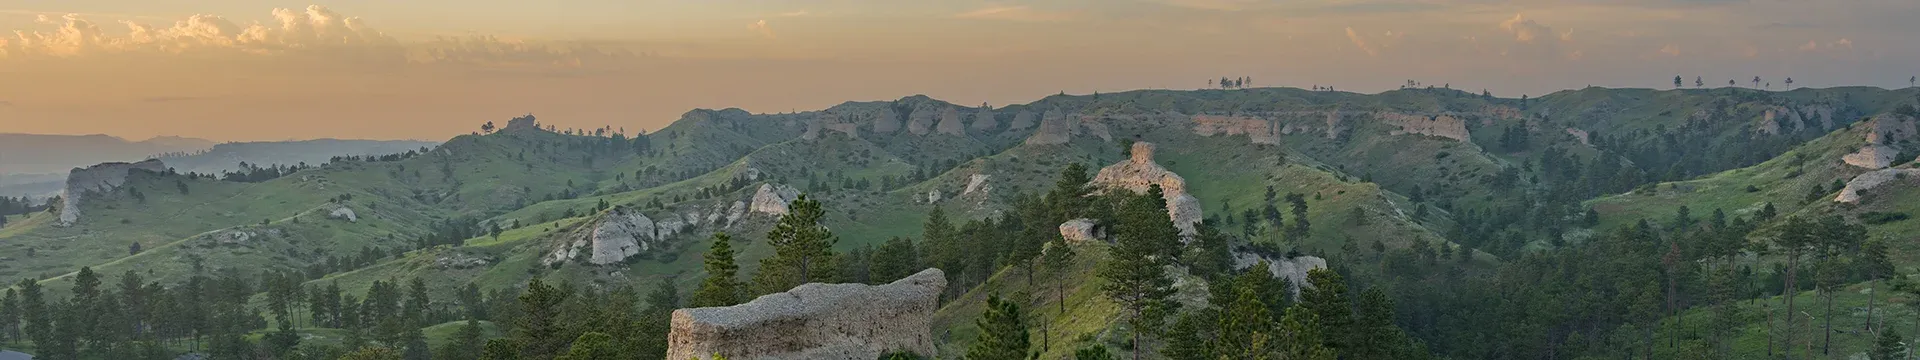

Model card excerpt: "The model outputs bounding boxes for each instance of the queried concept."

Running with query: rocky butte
[666,268,947,360]
[58,159,167,226]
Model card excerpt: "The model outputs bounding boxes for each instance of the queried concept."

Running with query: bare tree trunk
[1785,251,1798,360]
[1867,278,1878,331]
[1824,290,1834,355]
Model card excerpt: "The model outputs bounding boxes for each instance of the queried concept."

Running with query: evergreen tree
[966,294,1032,360]
[342,346,405,360]
[513,279,571,360]
[1300,269,1354,353]
[1075,345,1116,360]
[692,233,743,307]
[1275,305,1337,360]
[871,236,919,284]
[0,288,16,344]
[1872,329,1904,360]
[437,318,486,360]
[1216,285,1277,358]
[1187,220,1234,280]
[1100,186,1181,359]
[757,194,837,292]
[556,332,619,360]
[482,339,524,360]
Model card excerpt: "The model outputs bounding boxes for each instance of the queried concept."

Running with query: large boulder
[1835,168,1920,203]
[1232,253,1329,298]
[750,184,801,216]
[1059,219,1100,244]
[666,268,947,360]
[58,159,167,226]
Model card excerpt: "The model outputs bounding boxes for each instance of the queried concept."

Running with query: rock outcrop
[1843,145,1902,169]
[1565,128,1591,146]
[543,207,669,266]
[58,159,167,226]
[1059,219,1100,244]
[328,207,358,222]
[962,174,991,195]
[1381,113,1471,141]
[1835,168,1920,203]
[872,107,902,134]
[666,268,947,360]
[1193,115,1281,144]
[907,106,938,136]
[935,107,966,136]
[1232,253,1328,297]
[751,184,801,216]
[1091,142,1203,236]
[1023,110,1113,145]
[1844,115,1919,169]
[1007,111,1037,131]
[970,108,998,131]
[502,114,540,132]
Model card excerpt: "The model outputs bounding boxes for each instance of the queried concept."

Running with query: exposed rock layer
[666,268,947,360]
[1090,142,1203,235]
[58,159,167,226]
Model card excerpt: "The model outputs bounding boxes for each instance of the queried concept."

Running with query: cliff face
[666,268,947,360]
[1192,115,1281,144]
[1090,142,1203,236]
[1380,113,1471,141]
[935,107,966,136]
[58,159,167,226]
[1835,168,1920,203]
[750,184,801,216]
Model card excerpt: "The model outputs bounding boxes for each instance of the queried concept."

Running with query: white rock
[1231,253,1329,298]
[58,159,167,226]
[751,183,802,216]
[1091,142,1204,236]
[963,174,991,195]
[1835,168,1920,203]
[666,269,947,360]
[1059,219,1099,244]
[328,207,358,222]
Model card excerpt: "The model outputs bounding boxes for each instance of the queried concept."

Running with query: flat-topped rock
[666,268,947,360]
[58,159,167,226]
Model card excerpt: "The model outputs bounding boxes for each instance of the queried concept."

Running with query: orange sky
[1,1,1914,141]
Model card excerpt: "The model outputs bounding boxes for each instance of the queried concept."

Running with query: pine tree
[514,279,571,359]
[757,194,836,292]
[1216,285,1277,358]
[482,339,524,360]
[692,233,743,307]
[556,332,619,360]
[1300,268,1353,353]
[0,288,16,345]
[871,236,919,284]
[1872,328,1904,360]
[966,294,1032,360]
[1861,239,1894,331]
[1100,186,1181,360]
[1275,305,1336,360]
[1075,345,1117,360]
[437,318,486,360]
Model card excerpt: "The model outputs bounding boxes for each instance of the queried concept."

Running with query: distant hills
[0,134,437,199]
[0,133,215,175]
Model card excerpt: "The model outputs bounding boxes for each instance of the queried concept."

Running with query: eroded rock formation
[502,114,540,132]
[963,174,991,195]
[1232,253,1328,297]
[907,106,938,136]
[1091,142,1203,235]
[1844,115,1919,169]
[751,184,802,216]
[1007,111,1037,131]
[935,107,966,136]
[665,268,947,360]
[971,108,998,131]
[1024,110,1113,145]
[1835,168,1920,203]
[543,207,666,266]
[1059,219,1099,244]
[1380,113,1471,141]
[58,159,167,226]
[328,207,358,222]
[1193,115,1281,144]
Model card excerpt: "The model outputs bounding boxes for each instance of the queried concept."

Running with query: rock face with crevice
[58,159,167,226]
[666,268,947,360]
[542,207,664,266]
[1091,142,1203,236]
[1844,115,1918,169]
[1059,219,1100,244]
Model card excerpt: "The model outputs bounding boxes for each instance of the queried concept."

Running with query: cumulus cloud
[1,6,394,59]
[749,19,775,39]
[1345,27,1378,56]
[955,5,1074,22]
[1495,14,1577,61]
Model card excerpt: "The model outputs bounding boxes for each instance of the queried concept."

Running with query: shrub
[1861,211,1910,225]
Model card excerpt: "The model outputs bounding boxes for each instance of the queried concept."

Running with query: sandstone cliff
[1232,253,1329,297]
[1192,114,1281,144]
[1091,142,1203,236]
[1007,111,1037,131]
[502,114,541,133]
[907,106,938,136]
[666,268,947,360]
[58,159,167,226]
[872,107,903,134]
[1380,113,1471,141]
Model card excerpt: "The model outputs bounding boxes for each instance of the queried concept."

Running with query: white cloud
[1498,14,1551,43]
[749,19,775,39]
[1150,0,1259,11]
[955,5,1074,22]
[1345,27,1377,56]
[1660,44,1681,56]
[776,10,811,17]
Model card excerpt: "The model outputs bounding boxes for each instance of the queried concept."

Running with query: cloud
[749,19,775,39]
[1660,44,1681,56]
[1498,14,1552,43]
[776,10,811,17]
[2,6,395,59]
[955,5,1074,22]
[1798,40,1818,51]
[1150,0,1259,11]
[1345,27,1377,57]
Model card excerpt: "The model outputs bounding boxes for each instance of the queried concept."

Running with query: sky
[0,0,1914,142]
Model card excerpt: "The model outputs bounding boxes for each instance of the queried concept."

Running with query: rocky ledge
[665,268,947,360]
